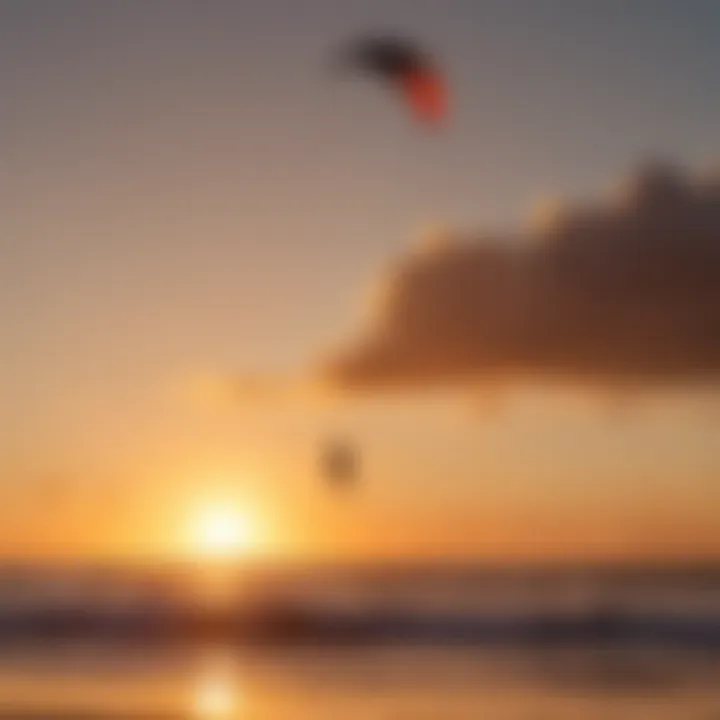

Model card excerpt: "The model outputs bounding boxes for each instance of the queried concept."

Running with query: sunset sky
[1,0,719,560]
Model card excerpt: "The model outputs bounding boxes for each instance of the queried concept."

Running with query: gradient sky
[1,0,719,559]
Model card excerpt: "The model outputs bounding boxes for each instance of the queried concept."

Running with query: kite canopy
[337,35,448,127]
[321,438,359,489]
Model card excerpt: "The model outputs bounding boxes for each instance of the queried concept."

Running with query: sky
[1,0,719,560]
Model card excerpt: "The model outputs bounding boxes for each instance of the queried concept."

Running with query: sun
[192,502,255,558]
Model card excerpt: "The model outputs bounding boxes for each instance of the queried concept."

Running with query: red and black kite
[337,35,449,128]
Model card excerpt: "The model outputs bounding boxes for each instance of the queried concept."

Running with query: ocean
[0,562,717,718]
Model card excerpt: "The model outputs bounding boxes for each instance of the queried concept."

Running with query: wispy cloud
[322,161,720,391]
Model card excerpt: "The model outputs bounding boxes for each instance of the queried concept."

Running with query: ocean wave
[0,600,719,648]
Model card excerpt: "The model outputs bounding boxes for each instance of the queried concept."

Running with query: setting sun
[192,503,255,558]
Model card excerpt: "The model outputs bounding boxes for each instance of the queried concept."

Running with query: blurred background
[1,1,719,717]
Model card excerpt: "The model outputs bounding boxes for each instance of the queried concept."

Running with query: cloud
[173,366,342,413]
[321,161,720,390]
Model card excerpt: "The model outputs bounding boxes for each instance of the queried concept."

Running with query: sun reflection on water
[192,651,242,719]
